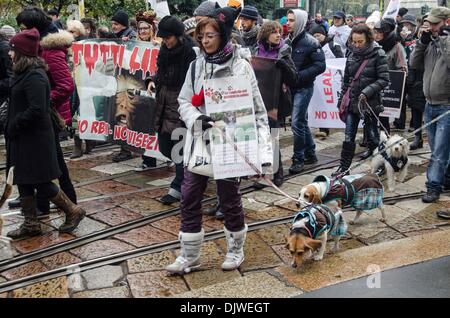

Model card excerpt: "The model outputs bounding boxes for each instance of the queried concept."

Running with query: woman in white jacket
[166,6,273,274]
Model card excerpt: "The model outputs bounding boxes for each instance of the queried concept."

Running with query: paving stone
[381,205,412,227]
[325,238,366,254]
[90,207,142,226]
[127,271,188,298]
[115,174,155,188]
[216,232,283,272]
[91,163,136,175]
[120,157,145,167]
[244,191,286,205]
[127,250,176,273]
[404,228,443,237]
[70,169,107,183]
[1,261,48,280]
[73,286,130,298]
[184,269,241,290]
[75,188,101,200]
[77,198,118,215]
[262,183,301,198]
[275,228,450,292]
[242,199,269,211]
[255,224,291,245]
[140,168,175,180]
[414,204,450,227]
[41,252,82,270]
[151,216,182,236]
[46,217,108,237]
[70,239,134,261]
[275,199,301,212]
[361,228,406,245]
[405,174,427,188]
[198,241,225,269]
[137,187,174,199]
[286,175,317,187]
[390,215,437,233]
[344,213,387,239]
[394,199,432,215]
[175,271,300,298]
[81,180,139,195]
[245,206,293,221]
[12,277,69,298]
[391,182,423,196]
[201,216,227,232]
[12,232,75,254]
[146,179,172,187]
[271,244,292,265]
[115,225,177,248]
[121,198,171,216]
[82,265,124,290]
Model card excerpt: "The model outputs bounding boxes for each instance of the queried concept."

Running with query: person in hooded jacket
[374,18,407,136]
[166,6,272,274]
[332,24,389,177]
[253,20,297,187]
[6,29,85,239]
[14,7,77,217]
[285,9,326,174]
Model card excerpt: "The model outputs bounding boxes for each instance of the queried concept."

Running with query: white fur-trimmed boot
[166,229,204,274]
[221,224,248,271]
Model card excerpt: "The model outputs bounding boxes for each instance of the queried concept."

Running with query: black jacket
[0,38,12,105]
[289,31,326,89]
[6,67,61,184]
[340,44,390,116]
[406,67,426,112]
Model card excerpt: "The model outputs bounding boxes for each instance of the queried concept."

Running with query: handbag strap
[349,59,369,89]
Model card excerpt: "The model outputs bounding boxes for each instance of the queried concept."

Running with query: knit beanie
[0,25,16,40]
[400,14,417,26]
[184,17,197,34]
[374,17,396,34]
[157,15,185,38]
[280,16,287,26]
[207,5,241,48]
[10,28,40,57]
[193,1,217,17]
[111,10,129,27]
[240,5,259,21]
[310,24,327,36]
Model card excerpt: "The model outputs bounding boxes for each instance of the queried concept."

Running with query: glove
[192,89,205,107]
[420,31,432,45]
[197,115,214,131]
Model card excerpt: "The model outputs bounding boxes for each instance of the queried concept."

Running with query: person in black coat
[0,31,13,134]
[332,24,390,177]
[6,29,86,240]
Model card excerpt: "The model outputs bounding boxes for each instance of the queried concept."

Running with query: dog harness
[291,204,347,239]
[378,141,409,173]
[314,174,384,211]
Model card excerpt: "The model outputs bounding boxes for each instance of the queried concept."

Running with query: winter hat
[0,25,16,40]
[184,17,197,34]
[398,7,408,18]
[193,1,217,17]
[425,7,450,24]
[10,28,40,57]
[111,10,129,27]
[240,5,259,21]
[374,17,396,34]
[399,14,417,27]
[157,15,184,38]
[280,16,287,25]
[207,4,241,45]
[333,11,346,20]
[136,10,156,26]
[310,24,327,36]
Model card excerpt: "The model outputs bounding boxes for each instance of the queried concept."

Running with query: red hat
[10,28,40,57]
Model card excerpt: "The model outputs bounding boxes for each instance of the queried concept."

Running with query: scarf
[350,42,375,57]
[242,26,258,45]
[257,39,284,59]
[378,32,398,53]
[204,41,234,64]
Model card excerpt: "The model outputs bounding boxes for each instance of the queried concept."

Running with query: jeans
[291,87,315,161]
[180,169,244,233]
[345,112,380,149]
[158,133,183,197]
[424,103,450,193]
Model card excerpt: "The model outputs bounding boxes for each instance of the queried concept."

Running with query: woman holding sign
[332,24,389,178]
[167,6,272,274]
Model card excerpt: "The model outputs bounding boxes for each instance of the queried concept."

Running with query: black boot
[289,159,304,175]
[410,134,423,151]
[332,141,356,178]
[273,160,284,187]
[203,203,219,216]
[422,190,440,203]
[70,136,83,159]
[7,196,42,239]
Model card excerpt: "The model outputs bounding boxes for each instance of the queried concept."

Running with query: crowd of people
[0,2,449,273]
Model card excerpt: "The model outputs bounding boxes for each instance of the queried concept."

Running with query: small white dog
[371,132,410,192]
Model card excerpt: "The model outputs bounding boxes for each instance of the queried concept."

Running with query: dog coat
[378,141,409,173]
[291,204,347,238]
[313,174,384,211]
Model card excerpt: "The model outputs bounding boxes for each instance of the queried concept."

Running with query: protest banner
[73,39,165,159]
[379,70,407,119]
[251,57,281,122]
[383,0,401,20]
[204,76,260,180]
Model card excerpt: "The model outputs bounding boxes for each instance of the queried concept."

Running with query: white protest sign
[383,0,401,19]
[148,0,170,18]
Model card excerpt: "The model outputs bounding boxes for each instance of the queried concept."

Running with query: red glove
[192,89,205,107]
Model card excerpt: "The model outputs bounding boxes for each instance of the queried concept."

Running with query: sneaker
[159,194,180,205]
[436,210,450,219]
[422,190,440,203]
[304,154,318,165]
[289,160,304,175]
[112,151,133,163]
[134,163,152,172]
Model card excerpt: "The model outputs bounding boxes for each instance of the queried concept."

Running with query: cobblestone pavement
[0,129,449,298]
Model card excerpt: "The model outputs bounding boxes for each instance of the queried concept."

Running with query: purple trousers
[180,169,245,233]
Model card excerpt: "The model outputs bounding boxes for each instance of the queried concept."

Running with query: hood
[40,30,74,50]
[288,9,308,40]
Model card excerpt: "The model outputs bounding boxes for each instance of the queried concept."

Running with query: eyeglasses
[139,27,151,31]
[196,32,220,42]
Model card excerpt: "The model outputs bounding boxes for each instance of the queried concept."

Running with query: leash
[358,99,391,138]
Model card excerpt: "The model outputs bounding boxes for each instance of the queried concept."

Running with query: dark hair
[12,50,48,74]
[16,6,52,32]
[349,24,374,44]
[81,17,98,38]
[97,26,117,39]
[194,17,221,52]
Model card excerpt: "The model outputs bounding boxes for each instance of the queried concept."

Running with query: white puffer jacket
[178,45,273,168]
